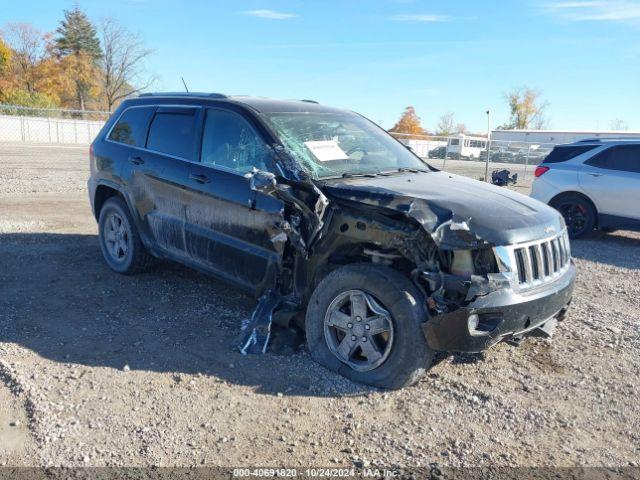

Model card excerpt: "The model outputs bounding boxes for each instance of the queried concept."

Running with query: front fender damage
[238,169,329,354]
[238,174,502,355]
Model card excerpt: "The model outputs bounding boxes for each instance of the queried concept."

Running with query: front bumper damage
[422,261,576,352]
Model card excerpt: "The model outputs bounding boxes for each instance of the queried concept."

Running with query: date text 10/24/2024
[233,468,402,478]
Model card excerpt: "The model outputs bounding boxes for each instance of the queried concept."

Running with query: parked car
[89,93,575,389]
[531,139,640,238]
[428,145,447,159]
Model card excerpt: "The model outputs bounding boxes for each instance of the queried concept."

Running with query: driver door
[183,107,284,294]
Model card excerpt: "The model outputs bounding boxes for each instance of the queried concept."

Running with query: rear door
[120,105,201,256]
[183,107,284,293]
[579,145,640,220]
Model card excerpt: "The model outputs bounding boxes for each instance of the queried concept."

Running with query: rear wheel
[551,194,596,239]
[306,264,433,389]
[98,196,154,274]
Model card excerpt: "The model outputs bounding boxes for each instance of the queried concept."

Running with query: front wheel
[550,194,596,239]
[305,264,433,389]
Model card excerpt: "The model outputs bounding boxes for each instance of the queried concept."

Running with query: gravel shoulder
[0,145,638,468]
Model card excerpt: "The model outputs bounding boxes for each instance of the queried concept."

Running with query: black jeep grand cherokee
[89,93,575,389]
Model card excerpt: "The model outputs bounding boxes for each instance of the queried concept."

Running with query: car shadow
[570,230,640,270]
[0,233,372,398]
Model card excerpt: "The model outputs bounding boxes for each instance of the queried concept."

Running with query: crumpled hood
[319,171,564,248]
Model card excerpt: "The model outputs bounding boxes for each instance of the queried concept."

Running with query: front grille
[510,231,571,289]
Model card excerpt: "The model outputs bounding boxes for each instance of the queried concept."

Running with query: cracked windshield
[263,112,431,179]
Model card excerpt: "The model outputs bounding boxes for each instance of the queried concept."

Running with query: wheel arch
[548,190,599,227]
[93,183,124,221]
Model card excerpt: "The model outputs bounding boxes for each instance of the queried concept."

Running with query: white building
[403,138,447,158]
[491,129,640,145]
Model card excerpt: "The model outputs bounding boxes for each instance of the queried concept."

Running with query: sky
[2,0,640,132]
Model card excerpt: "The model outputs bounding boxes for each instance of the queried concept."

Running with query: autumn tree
[99,18,154,111]
[0,37,10,75]
[55,7,102,110]
[389,106,425,137]
[503,87,549,130]
[1,23,48,94]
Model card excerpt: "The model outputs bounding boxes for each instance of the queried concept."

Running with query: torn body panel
[239,289,282,355]
[240,167,574,355]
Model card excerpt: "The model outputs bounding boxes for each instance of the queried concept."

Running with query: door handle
[189,173,210,184]
[129,156,144,165]
[588,173,603,177]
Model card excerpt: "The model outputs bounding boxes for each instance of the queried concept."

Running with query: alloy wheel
[323,290,394,372]
[104,212,130,262]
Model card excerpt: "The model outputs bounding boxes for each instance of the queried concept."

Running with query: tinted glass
[201,109,271,173]
[108,107,155,146]
[543,145,597,164]
[147,109,198,160]
[585,145,640,173]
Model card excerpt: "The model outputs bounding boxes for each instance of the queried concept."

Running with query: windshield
[261,111,430,179]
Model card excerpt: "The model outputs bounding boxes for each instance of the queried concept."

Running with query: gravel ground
[0,144,639,469]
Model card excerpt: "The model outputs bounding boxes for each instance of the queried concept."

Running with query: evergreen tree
[54,6,102,111]
[55,6,102,60]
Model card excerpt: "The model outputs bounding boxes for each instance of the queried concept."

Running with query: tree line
[389,87,630,137]
[0,6,153,113]
[389,87,550,138]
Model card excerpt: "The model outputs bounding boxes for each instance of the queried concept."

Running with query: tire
[98,196,154,274]
[550,193,596,239]
[305,264,433,389]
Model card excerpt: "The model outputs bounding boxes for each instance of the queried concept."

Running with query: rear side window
[108,107,155,146]
[585,145,640,174]
[147,108,198,160]
[543,145,597,164]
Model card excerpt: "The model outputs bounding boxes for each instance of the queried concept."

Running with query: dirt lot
[0,144,639,469]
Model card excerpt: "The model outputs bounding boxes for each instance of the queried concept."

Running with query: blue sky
[3,0,640,132]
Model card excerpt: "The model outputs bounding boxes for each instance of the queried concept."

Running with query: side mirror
[246,168,277,194]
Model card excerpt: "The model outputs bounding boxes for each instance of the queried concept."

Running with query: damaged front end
[239,152,575,357]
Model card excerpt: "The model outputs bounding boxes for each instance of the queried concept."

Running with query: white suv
[531,139,640,238]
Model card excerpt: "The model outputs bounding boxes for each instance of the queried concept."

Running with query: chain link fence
[0,104,109,145]
[390,132,555,185]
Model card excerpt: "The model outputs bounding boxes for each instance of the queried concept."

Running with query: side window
[585,145,640,173]
[108,107,155,146]
[200,109,271,173]
[147,108,198,160]
[612,145,640,173]
[585,148,614,170]
[544,145,597,164]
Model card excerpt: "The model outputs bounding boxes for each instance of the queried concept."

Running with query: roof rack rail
[139,92,228,99]
[300,99,319,104]
[576,137,639,143]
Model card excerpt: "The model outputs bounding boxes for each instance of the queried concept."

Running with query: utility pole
[484,110,492,183]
